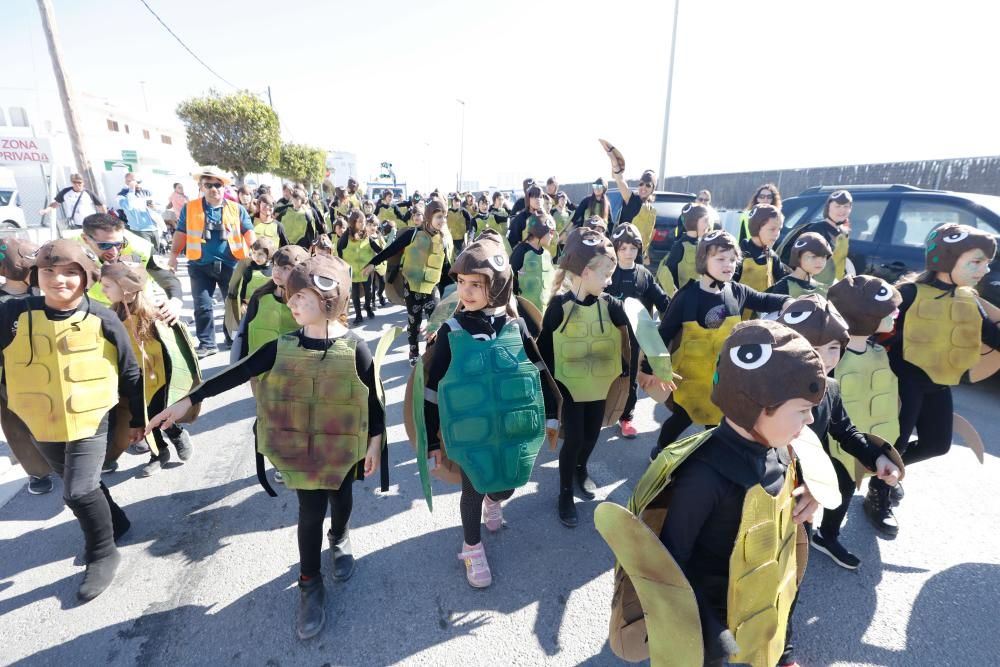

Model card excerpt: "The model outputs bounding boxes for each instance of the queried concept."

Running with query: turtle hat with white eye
[285,255,352,318]
[777,293,850,350]
[711,319,827,433]
[924,222,996,273]
[827,274,901,336]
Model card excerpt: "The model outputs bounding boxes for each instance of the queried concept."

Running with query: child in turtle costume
[776,293,902,572]
[422,230,560,588]
[100,262,201,478]
[656,203,710,297]
[510,213,558,318]
[735,205,788,301]
[233,245,310,362]
[646,231,788,463]
[872,223,1000,535]
[336,210,382,324]
[224,236,277,340]
[778,189,853,287]
[149,255,385,641]
[597,319,831,667]
[536,227,632,528]
[606,223,670,440]
[767,231,833,300]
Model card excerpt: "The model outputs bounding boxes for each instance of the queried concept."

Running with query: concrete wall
[660,155,1000,209]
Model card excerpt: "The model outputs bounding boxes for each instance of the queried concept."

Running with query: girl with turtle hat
[446,192,474,254]
[767,231,833,300]
[0,237,54,495]
[779,189,853,287]
[363,199,452,365]
[471,195,511,251]
[252,194,288,246]
[606,223,670,439]
[506,184,544,247]
[735,204,788,308]
[510,213,557,319]
[365,214,389,308]
[598,319,829,667]
[0,239,145,601]
[336,210,381,324]
[536,227,632,527]
[656,203,710,297]
[645,230,789,462]
[373,189,403,230]
[550,191,574,256]
[869,223,1000,535]
[236,245,311,361]
[149,255,385,640]
[571,177,611,228]
[225,237,278,341]
[737,182,782,244]
[422,229,560,588]
[283,188,325,249]
[99,262,201,478]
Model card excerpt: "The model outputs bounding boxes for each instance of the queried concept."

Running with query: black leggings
[894,381,954,466]
[558,389,605,493]
[33,412,111,501]
[296,484,354,578]
[459,469,514,545]
[404,286,440,356]
[656,403,716,450]
[351,279,373,315]
[372,273,385,300]
[621,332,641,422]
[819,455,857,539]
[147,385,187,459]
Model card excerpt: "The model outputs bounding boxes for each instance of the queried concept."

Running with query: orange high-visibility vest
[182,198,253,261]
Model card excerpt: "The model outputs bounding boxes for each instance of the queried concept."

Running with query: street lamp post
[658,0,680,190]
[456,99,465,191]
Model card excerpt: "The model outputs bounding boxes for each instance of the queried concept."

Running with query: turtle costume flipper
[595,502,704,666]
[599,138,626,175]
[403,340,463,492]
[425,285,459,336]
[384,251,406,306]
[970,296,1000,382]
[374,326,404,492]
[953,413,985,464]
[623,297,676,403]
[224,259,252,337]
[515,295,543,335]
[601,325,632,428]
[850,433,905,490]
[786,427,842,510]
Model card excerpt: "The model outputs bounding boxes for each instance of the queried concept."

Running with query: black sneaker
[366,308,375,319]
[328,528,356,582]
[139,447,171,478]
[811,530,861,570]
[170,428,194,461]
[296,576,326,640]
[575,467,597,500]
[889,481,904,505]
[101,460,118,474]
[558,491,578,528]
[27,475,53,495]
[196,346,218,359]
[864,479,899,536]
[352,315,364,325]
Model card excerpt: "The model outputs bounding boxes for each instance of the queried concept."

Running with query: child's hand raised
[146,398,193,434]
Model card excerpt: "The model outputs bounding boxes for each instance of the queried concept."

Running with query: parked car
[0,167,25,229]
[777,184,1000,306]
[606,190,697,264]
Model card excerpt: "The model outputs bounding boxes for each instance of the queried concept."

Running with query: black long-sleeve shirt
[657,420,790,642]
[236,263,272,303]
[423,309,558,450]
[571,194,610,226]
[143,254,183,302]
[365,227,451,283]
[507,209,531,247]
[665,234,699,288]
[884,279,1000,386]
[536,292,630,380]
[373,202,403,221]
[657,281,788,350]
[509,242,546,296]
[766,274,818,297]
[606,264,670,314]
[336,232,383,258]
[736,238,788,285]
[0,296,145,427]
[809,377,885,470]
[190,329,384,436]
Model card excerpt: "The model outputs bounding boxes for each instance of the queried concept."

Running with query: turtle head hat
[583,215,608,235]
[681,203,710,233]
[450,229,513,310]
[923,222,996,276]
[0,237,39,282]
[747,204,783,240]
[788,232,832,269]
[526,213,556,242]
[823,189,853,223]
[711,319,827,444]
[423,199,447,234]
[559,226,616,278]
[285,255,352,323]
[99,261,148,302]
[611,222,643,255]
[695,230,739,284]
[30,238,100,290]
[827,274,901,336]
[777,293,850,350]
[272,244,310,268]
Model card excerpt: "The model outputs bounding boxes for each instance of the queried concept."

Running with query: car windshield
[0,190,13,207]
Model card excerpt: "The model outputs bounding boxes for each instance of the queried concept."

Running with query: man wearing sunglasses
[72,213,183,325]
[169,166,255,357]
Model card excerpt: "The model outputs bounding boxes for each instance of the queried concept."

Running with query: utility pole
[657,0,681,190]
[267,85,274,109]
[456,99,465,191]
[139,80,149,112]
[36,0,100,196]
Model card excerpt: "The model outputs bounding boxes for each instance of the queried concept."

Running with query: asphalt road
[1,267,998,666]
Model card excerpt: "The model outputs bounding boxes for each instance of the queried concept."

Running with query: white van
[0,168,26,229]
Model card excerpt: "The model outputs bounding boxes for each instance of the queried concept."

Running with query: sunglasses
[757,192,774,199]
[639,182,653,189]
[696,197,709,203]
[87,235,124,251]
[203,181,225,190]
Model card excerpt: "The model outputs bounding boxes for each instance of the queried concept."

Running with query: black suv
[607,190,697,264]
[777,184,1000,306]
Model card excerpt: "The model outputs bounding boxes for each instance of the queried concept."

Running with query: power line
[136,0,238,89]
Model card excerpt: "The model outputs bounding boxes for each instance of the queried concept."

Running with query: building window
[9,107,28,127]
[161,135,172,145]
[107,119,119,132]
[143,129,150,140]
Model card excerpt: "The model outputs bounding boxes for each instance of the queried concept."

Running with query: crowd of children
[4,152,997,665]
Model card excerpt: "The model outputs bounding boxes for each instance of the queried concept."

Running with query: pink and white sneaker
[458,542,492,588]
[483,496,506,532]
[619,420,638,439]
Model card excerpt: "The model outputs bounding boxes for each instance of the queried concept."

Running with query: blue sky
[5,0,999,190]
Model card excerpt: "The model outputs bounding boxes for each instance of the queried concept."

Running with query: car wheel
[0,221,19,230]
